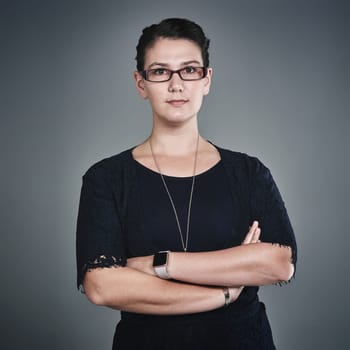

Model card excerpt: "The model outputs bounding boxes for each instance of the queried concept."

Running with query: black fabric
[114,302,276,350]
[132,159,237,253]
[76,144,297,349]
[128,159,260,315]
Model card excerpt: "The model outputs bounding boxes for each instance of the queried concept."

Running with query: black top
[129,159,259,315]
[76,144,297,349]
[133,159,236,253]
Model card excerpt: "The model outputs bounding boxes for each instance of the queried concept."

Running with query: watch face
[153,252,168,267]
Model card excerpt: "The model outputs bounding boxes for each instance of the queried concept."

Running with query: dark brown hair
[135,18,210,71]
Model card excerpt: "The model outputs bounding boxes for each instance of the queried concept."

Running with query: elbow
[272,245,295,283]
[275,261,294,283]
[286,262,295,281]
[86,290,105,306]
[271,246,295,283]
[83,279,107,306]
[82,271,122,308]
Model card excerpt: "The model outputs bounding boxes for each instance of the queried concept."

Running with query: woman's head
[136,18,210,71]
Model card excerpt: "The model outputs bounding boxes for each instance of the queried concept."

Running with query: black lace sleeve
[76,161,126,291]
[249,157,297,279]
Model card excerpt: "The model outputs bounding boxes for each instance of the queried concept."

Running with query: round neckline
[132,157,222,180]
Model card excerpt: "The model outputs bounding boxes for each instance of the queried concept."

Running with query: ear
[134,71,148,99]
[203,67,213,96]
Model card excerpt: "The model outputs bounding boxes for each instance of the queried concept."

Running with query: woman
[76,18,297,349]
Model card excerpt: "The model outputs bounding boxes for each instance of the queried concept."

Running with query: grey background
[1,0,348,349]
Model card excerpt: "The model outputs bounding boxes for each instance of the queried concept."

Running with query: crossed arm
[82,221,294,315]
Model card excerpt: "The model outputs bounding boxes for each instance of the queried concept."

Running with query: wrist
[153,251,171,279]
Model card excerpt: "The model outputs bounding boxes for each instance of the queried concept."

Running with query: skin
[83,38,294,315]
[134,37,212,130]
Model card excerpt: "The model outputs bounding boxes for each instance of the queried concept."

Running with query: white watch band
[154,265,171,279]
[153,251,171,279]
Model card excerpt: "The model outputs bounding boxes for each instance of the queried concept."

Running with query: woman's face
[134,37,212,126]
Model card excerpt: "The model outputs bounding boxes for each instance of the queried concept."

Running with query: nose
[168,72,184,93]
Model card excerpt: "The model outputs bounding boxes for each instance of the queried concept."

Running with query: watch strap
[153,251,171,279]
[154,265,171,279]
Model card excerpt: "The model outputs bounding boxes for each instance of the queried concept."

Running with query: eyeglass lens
[145,67,205,82]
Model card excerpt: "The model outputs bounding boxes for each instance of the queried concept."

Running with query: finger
[228,286,244,302]
[251,227,261,243]
[242,221,259,244]
[244,221,258,243]
[242,228,254,244]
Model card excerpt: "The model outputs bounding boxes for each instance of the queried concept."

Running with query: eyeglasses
[141,66,207,82]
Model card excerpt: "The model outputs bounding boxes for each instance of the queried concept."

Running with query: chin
[159,107,198,123]
[164,113,197,125]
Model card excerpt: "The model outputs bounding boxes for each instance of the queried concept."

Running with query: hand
[242,220,261,245]
[228,286,244,303]
[126,255,155,276]
[226,221,261,303]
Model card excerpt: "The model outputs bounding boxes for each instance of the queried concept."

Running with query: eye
[152,68,168,75]
[183,66,197,74]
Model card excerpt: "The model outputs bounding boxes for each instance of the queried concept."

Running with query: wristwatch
[153,251,171,279]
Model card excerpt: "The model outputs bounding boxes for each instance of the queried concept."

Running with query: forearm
[168,243,294,286]
[126,222,294,288]
[83,266,239,315]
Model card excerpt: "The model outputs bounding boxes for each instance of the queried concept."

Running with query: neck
[149,121,200,156]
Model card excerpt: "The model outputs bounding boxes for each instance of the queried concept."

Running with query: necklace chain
[149,135,199,252]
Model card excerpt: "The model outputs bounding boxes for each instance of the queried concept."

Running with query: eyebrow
[147,60,202,69]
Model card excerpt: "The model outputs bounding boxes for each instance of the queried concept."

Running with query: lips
[167,99,188,107]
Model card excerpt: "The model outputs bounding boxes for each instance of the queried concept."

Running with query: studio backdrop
[1,0,348,349]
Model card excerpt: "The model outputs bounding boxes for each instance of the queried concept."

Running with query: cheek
[192,89,206,104]
[147,89,165,108]
[203,86,210,96]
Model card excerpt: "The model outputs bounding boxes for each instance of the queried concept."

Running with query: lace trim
[84,254,124,271]
[79,255,124,293]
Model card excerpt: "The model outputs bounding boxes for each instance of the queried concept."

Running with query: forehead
[144,38,203,68]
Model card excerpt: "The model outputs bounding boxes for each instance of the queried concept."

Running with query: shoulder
[215,144,278,195]
[215,144,268,176]
[82,148,135,181]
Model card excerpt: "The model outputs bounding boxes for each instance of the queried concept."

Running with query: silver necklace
[149,135,199,252]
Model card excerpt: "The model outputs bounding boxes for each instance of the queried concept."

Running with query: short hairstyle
[135,18,210,71]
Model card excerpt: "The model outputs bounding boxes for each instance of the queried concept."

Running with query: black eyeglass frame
[140,66,208,82]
